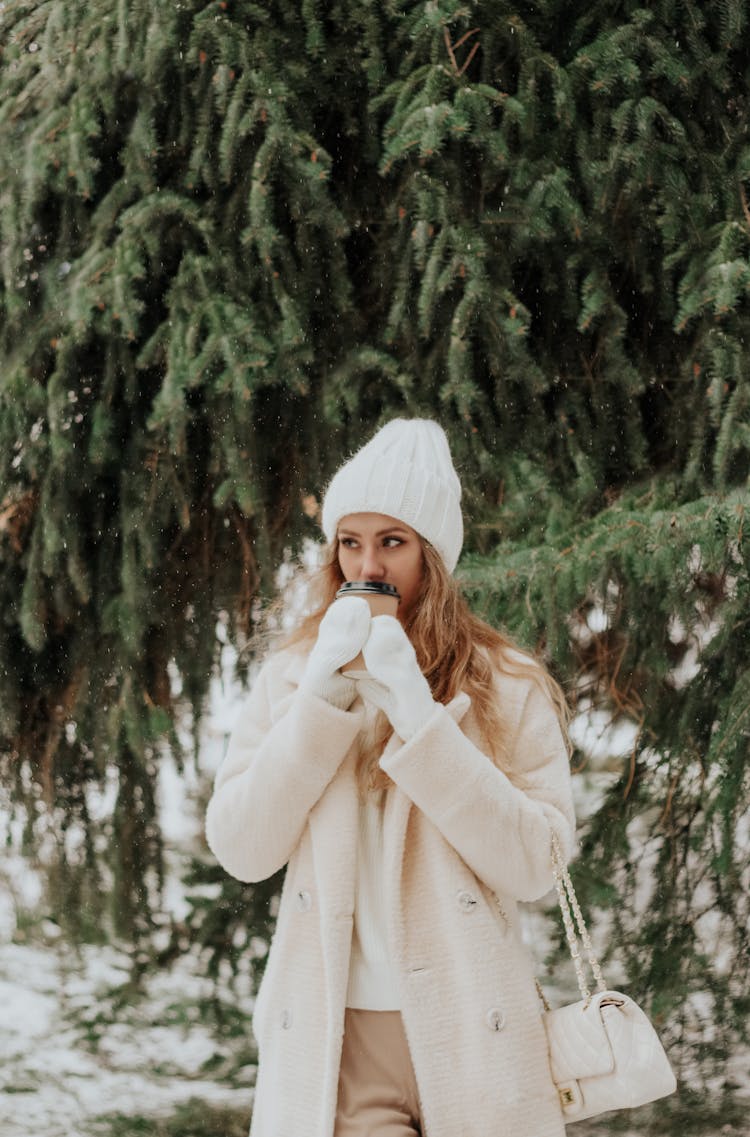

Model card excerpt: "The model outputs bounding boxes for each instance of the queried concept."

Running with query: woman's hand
[299,596,371,709]
[358,615,438,740]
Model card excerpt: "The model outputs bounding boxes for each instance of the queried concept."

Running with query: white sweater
[345,784,400,1009]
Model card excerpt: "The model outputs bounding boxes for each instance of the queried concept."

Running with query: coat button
[280,1009,293,1030]
[457,889,478,912]
[486,1008,505,1032]
[295,889,312,912]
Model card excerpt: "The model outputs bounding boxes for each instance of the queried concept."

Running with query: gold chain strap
[550,831,607,1008]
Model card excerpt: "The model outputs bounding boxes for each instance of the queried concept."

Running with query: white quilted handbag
[538,834,677,1123]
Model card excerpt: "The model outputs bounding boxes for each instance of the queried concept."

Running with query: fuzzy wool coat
[205,648,576,1137]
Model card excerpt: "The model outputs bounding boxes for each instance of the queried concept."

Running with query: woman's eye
[383,537,403,548]
[339,537,358,549]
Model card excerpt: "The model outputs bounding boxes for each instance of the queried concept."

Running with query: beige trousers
[334,1008,424,1136]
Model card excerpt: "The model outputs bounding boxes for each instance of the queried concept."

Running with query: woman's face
[336,513,424,619]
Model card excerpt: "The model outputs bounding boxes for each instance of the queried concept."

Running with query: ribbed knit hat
[321,419,463,572]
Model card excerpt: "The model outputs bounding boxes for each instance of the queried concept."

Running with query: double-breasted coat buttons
[280,1008,293,1030]
[457,889,478,911]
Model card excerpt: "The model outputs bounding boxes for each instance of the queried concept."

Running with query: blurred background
[1,1,748,1134]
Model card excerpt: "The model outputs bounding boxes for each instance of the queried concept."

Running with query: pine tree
[1,0,748,1096]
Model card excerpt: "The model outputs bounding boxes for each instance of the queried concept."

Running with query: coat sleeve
[379,673,575,902]
[205,654,364,883]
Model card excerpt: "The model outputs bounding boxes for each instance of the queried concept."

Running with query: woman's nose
[360,545,386,579]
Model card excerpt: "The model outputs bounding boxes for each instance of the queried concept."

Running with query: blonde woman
[206,419,575,1137]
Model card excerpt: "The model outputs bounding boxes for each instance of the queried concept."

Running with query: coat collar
[443,690,472,724]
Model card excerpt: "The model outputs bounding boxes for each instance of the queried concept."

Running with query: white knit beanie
[321,419,463,572]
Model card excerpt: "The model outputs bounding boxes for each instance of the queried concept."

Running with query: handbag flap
[544,992,619,1082]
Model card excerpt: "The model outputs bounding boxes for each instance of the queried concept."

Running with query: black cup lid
[336,580,401,600]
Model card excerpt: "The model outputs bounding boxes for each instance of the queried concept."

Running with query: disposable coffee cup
[335,581,400,673]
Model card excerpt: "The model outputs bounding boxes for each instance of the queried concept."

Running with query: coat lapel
[308,744,359,916]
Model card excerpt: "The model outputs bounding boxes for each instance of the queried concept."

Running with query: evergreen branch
[442,25,480,77]
[739,181,750,232]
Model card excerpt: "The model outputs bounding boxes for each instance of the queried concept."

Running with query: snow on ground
[0,935,253,1137]
[0,743,255,1135]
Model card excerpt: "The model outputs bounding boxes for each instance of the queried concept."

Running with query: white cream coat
[206,649,576,1137]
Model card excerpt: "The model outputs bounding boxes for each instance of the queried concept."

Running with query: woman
[206,419,575,1137]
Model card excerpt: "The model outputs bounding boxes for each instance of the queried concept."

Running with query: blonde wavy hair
[282,539,569,794]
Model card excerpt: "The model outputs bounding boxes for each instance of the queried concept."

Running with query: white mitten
[358,615,438,740]
[299,596,371,710]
